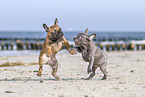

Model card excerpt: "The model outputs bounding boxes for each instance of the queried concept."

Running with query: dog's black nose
[61,32,63,36]
[60,32,63,36]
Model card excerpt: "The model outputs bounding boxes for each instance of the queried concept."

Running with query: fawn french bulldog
[37,18,75,80]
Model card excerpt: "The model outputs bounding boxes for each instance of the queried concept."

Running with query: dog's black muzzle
[50,32,63,42]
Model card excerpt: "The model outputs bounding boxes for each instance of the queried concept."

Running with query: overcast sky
[0,0,145,31]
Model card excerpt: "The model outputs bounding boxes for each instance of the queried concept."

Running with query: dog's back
[94,45,108,67]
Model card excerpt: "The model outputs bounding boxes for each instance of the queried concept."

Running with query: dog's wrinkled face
[73,28,96,46]
[73,33,88,46]
[43,18,63,42]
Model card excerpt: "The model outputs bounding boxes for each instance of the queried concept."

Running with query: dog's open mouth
[50,32,63,42]
[75,42,80,46]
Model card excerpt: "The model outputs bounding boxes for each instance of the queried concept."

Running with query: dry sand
[0,51,145,97]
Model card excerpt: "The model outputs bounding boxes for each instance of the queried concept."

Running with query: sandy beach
[0,50,145,97]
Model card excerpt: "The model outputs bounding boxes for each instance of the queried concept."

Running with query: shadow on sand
[0,78,89,82]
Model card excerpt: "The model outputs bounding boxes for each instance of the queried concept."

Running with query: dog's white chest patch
[42,54,51,63]
[52,42,62,52]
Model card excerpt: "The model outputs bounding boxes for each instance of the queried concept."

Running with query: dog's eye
[58,29,62,33]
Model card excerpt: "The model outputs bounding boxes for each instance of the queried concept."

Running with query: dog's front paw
[70,51,76,55]
[69,48,76,55]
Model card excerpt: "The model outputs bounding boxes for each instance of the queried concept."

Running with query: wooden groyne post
[16,40,24,50]
[1,43,5,50]
[11,42,13,50]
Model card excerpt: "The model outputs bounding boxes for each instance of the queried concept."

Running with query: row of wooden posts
[0,41,43,50]
[99,43,145,51]
[0,41,145,51]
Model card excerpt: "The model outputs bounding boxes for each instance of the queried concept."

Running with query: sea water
[0,31,145,56]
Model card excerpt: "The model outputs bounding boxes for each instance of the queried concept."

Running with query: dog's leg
[87,58,94,74]
[100,65,108,80]
[37,55,44,76]
[84,66,97,80]
[51,62,60,80]
[48,56,60,80]
[46,46,52,56]
[62,36,76,54]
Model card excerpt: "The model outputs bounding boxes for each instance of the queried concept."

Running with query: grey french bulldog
[70,28,108,80]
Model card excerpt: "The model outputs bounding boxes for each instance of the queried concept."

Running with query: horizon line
[0,30,145,33]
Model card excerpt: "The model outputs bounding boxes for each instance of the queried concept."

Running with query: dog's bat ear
[43,24,49,32]
[54,18,58,25]
[89,33,96,40]
[87,33,96,41]
[85,28,88,35]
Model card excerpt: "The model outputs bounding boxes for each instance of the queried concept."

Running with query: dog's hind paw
[83,78,90,80]
[37,73,42,76]
[101,77,107,80]
[55,77,62,81]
